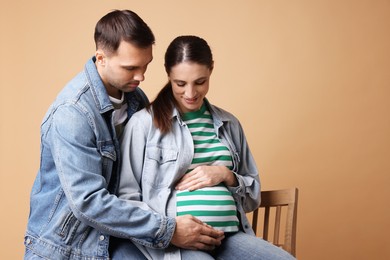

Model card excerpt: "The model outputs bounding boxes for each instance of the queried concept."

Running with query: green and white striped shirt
[176,104,239,232]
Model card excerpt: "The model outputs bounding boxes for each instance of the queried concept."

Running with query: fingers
[198,230,225,250]
[176,179,197,191]
[187,241,217,251]
[175,173,200,191]
[186,215,224,237]
[172,215,224,251]
[191,227,224,251]
[177,178,209,191]
[201,223,224,239]
[176,168,212,191]
[190,215,205,225]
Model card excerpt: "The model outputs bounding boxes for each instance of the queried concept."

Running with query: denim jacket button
[99,235,105,241]
[26,238,31,244]
[158,242,163,248]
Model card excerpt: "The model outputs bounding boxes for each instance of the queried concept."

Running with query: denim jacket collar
[84,57,114,114]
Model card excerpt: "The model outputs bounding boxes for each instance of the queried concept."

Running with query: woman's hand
[175,165,238,191]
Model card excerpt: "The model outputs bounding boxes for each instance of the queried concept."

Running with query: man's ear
[95,50,106,66]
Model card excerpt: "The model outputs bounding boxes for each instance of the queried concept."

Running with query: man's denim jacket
[118,100,261,259]
[24,58,176,259]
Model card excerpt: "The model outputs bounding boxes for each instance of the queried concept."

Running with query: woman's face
[169,61,212,113]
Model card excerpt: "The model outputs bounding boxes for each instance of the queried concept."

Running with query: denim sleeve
[226,119,261,213]
[50,103,175,249]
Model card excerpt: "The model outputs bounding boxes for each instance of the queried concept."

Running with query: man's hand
[170,215,225,251]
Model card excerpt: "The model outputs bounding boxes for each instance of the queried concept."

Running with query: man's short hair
[94,9,155,54]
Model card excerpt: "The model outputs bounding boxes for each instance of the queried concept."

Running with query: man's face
[96,40,153,99]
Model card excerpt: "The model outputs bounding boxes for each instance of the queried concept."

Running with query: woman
[119,35,295,259]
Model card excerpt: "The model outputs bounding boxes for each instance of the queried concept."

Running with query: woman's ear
[209,61,214,73]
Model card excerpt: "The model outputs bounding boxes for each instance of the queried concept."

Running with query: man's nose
[133,72,145,82]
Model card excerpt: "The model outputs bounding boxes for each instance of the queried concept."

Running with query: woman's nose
[185,85,196,98]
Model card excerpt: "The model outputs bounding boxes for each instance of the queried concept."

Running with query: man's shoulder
[55,71,88,101]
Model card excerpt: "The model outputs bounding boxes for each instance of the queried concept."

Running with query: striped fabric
[176,104,239,232]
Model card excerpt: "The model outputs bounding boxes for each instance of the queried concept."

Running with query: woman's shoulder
[208,102,240,123]
[129,107,153,124]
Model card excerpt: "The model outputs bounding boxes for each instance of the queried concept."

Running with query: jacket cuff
[153,216,176,248]
[131,216,176,249]
[227,171,245,197]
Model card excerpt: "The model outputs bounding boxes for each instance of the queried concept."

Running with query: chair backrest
[252,187,299,257]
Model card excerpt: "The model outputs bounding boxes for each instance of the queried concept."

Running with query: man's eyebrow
[121,57,153,69]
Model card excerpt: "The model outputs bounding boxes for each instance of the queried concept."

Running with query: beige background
[1,0,389,259]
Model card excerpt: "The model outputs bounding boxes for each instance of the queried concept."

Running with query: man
[24,10,223,259]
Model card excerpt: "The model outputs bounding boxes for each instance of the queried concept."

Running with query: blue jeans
[181,231,295,260]
[25,238,147,260]
[214,231,295,260]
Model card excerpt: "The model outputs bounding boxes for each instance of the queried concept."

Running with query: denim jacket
[118,100,261,259]
[24,57,176,260]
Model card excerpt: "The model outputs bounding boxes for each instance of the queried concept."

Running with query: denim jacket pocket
[98,141,117,161]
[98,141,117,181]
[143,146,178,188]
[55,210,84,245]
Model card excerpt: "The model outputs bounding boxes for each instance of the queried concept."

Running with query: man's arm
[51,105,172,249]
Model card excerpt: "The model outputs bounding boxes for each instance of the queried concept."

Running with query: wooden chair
[252,187,299,257]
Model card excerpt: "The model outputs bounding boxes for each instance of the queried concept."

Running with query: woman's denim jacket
[118,100,261,260]
[24,58,176,259]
